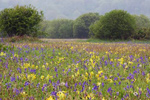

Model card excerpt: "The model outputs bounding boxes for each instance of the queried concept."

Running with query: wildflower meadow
[0,40,150,100]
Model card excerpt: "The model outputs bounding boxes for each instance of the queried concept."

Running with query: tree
[132,15,150,39]
[133,14,150,29]
[0,5,43,37]
[41,19,73,38]
[90,10,136,40]
[73,13,100,38]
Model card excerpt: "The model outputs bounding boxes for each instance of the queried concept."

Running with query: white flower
[59,82,65,86]
[124,62,127,66]
[133,92,138,96]
[139,64,142,67]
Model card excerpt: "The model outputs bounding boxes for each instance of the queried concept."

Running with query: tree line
[0,5,150,40]
[40,10,150,40]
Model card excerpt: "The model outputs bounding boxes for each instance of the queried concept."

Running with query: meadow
[0,39,150,100]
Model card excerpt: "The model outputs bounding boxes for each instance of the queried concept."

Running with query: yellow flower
[24,63,30,69]
[76,91,80,94]
[128,61,133,65]
[20,91,27,97]
[86,93,95,100]
[36,66,38,69]
[102,97,105,100]
[46,63,49,66]
[90,71,94,76]
[41,75,44,80]
[85,72,88,76]
[31,65,35,68]
[97,82,101,86]
[46,74,50,80]
[14,54,18,57]
[0,52,6,56]
[70,46,73,50]
[57,91,66,100]
[42,65,45,68]
[46,96,54,100]
[98,71,103,75]
[107,79,113,83]
[27,74,36,81]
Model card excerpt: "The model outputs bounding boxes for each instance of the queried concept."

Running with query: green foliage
[133,14,150,29]
[131,15,150,40]
[131,28,150,40]
[73,13,100,38]
[0,5,43,37]
[40,19,73,38]
[8,36,41,42]
[0,43,14,51]
[90,10,136,40]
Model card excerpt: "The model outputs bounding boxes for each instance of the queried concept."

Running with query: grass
[86,38,150,44]
[0,39,150,100]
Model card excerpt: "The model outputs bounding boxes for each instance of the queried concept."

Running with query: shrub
[0,5,43,37]
[73,13,100,38]
[90,10,136,40]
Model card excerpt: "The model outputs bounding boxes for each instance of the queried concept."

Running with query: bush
[0,5,43,37]
[90,10,136,40]
[132,28,150,40]
[73,13,100,38]
[40,19,74,38]
[8,35,40,42]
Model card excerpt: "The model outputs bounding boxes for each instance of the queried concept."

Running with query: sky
[0,0,150,20]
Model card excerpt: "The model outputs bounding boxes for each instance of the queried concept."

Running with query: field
[0,39,150,100]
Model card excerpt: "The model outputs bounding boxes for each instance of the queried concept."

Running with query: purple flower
[74,83,77,88]
[29,96,34,100]
[25,58,28,61]
[65,82,68,88]
[81,85,85,92]
[51,91,57,96]
[133,70,137,74]
[36,83,40,88]
[132,66,135,69]
[46,67,50,70]
[142,71,145,76]
[17,68,22,73]
[107,87,112,96]
[55,67,57,72]
[102,82,104,87]
[126,85,129,89]
[117,73,120,76]
[124,93,129,98]
[105,61,107,66]
[119,81,121,85]
[6,83,11,89]
[92,84,99,91]
[0,74,2,78]
[24,81,29,86]
[20,87,23,92]
[42,87,45,91]
[130,85,133,88]
[79,82,82,85]
[57,80,60,85]
[49,79,52,83]
[116,92,119,95]
[114,77,118,81]
[13,88,20,95]
[20,57,23,61]
[10,77,15,82]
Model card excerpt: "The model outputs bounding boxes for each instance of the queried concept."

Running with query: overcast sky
[0,0,150,20]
